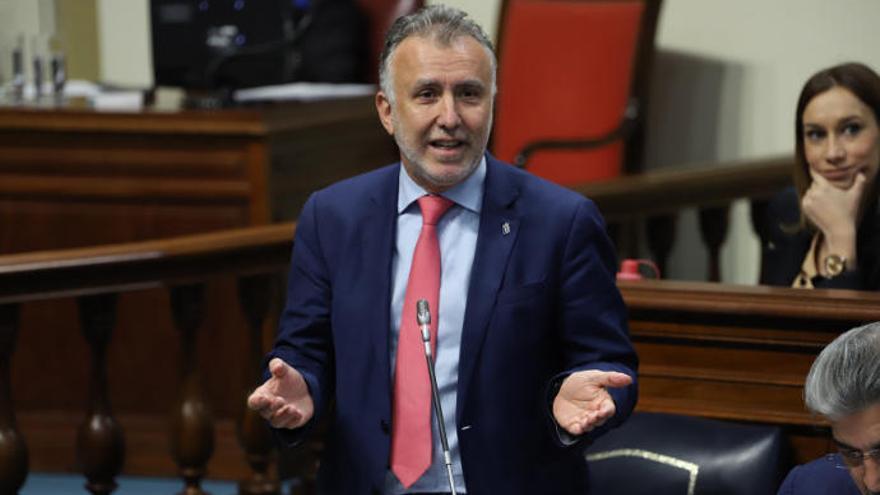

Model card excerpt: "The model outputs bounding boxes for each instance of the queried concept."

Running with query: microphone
[416,299,458,495]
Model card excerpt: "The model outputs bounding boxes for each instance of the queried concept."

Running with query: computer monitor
[150,0,365,90]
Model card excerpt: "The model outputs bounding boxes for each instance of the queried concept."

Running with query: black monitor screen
[150,0,365,89]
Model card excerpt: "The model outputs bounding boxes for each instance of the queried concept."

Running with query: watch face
[824,254,846,277]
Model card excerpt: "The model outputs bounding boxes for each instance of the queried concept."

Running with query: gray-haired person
[247,4,637,495]
[778,322,880,494]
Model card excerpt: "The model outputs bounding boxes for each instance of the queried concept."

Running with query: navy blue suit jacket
[269,155,638,494]
[777,455,860,494]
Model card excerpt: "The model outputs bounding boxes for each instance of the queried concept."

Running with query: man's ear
[375,91,394,136]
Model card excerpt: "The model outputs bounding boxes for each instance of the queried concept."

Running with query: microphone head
[416,299,431,325]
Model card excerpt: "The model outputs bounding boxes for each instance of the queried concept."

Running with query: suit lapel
[363,166,400,396]
[456,157,521,421]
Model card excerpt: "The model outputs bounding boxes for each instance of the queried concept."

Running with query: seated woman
[761,63,880,289]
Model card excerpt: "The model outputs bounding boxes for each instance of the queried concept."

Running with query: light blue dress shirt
[385,157,486,494]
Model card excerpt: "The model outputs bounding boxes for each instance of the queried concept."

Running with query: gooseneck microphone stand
[416,299,458,495]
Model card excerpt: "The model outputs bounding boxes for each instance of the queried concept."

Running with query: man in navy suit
[777,322,880,495]
[248,5,637,494]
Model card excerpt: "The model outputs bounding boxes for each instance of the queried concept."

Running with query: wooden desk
[0,97,395,252]
[621,280,880,464]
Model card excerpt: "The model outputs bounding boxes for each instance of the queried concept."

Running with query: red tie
[390,194,454,488]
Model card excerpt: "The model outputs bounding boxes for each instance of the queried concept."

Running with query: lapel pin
[502,222,511,235]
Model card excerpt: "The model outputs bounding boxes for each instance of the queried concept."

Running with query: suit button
[380,419,390,434]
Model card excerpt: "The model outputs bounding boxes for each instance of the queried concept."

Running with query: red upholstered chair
[492,0,663,185]
[355,0,425,82]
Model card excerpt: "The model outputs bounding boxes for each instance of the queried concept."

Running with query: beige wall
[429,0,501,41]
[0,0,43,40]
[96,0,151,86]
[57,0,99,81]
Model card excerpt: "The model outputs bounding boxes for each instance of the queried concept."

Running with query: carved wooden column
[606,220,640,263]
[0,303,28,494]
[606,222,623,260]
[236,274,279,495]
[169,284,215,495]
[645,214,676,277]
[76,294,125,495]
[698,205,730,282]
[750,198,771,283]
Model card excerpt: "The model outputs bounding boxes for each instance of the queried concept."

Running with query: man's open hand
[552,370,632,436]
[247,358,314,429]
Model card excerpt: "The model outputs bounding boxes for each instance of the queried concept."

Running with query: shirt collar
[397,155,486,214]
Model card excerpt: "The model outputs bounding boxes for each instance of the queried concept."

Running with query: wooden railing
[576,155,791,219]
[0,224,294,494]
[576,155,792,280]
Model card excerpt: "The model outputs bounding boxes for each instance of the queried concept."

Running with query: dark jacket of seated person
[777,454,861,495]
[760,186,880,290]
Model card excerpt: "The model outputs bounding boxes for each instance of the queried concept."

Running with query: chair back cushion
[493,0,644,184]
[584,412,786,495]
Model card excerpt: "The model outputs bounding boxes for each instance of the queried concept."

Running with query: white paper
[234,82,376,103]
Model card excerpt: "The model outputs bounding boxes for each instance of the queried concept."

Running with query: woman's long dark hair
[793,63,880,228]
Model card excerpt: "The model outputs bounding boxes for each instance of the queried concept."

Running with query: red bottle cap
[617,259,643,281]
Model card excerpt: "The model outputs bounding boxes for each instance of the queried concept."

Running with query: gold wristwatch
[823,254,847,277]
